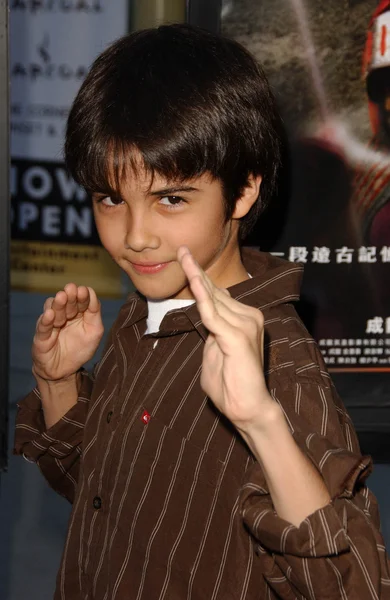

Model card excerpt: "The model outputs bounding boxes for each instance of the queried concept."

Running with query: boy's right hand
[32,283,104,382]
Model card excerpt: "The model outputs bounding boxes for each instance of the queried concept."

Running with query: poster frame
[0,0,9,474]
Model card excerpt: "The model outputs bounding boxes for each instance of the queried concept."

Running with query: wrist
[237,401,288,456]
[33,368,80,388]
[33,370,81,429]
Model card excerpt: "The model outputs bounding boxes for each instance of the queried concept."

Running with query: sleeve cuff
[241,488,349,557]
[293,429,372,499]
[13,370,93,462]
[240,434,372,558]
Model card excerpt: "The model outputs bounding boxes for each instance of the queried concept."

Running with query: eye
[159,195,185,209]
[97,195,124,207]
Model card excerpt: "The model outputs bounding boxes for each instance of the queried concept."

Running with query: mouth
[130,261,172,275]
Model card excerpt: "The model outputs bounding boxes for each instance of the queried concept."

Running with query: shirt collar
[116,249,303,340]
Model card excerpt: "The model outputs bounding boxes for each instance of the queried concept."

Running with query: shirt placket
[83,331,160,592]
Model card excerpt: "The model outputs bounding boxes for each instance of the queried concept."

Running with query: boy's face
[92,166,255,300]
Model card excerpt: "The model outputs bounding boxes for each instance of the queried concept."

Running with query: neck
[207,235,248,290]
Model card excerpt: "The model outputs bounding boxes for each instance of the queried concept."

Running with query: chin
[134,281,189,301]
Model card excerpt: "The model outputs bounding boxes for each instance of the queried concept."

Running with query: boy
[14,24,390,599]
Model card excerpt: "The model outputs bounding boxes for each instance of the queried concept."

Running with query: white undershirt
[145,274,252,335]
[146,298,195,334]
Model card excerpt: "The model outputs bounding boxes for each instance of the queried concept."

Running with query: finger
[177,245,191,263]
[189,275,241,353]
[76,286,90,314]
[211,285,254,318]
[210,294,249,328]
[63,283,78,319]
[51,291,68,327]
[83,287,102,325]
[86,287,100,313]
[43,296,54,312]
[177,246,201,282]
[202,273,263,324]
[178,248,214,296]
[181,251,226,299]
[34,308,57,342]
[183,255,248,319]
[178,248,254,322]
[178,247,236,300]
[206,289,263,339]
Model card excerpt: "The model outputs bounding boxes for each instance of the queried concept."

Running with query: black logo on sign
[11,33,89,81]
[11,1,103,13]
[38,34,50,64]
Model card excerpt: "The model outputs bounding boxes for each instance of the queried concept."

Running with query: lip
[130,261,172,274]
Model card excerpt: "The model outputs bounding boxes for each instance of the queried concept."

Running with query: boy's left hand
[178,247,277,434]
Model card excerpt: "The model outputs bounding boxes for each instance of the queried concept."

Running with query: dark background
[222,0,390,461]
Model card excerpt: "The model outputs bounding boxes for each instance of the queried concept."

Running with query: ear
[232,175,262,219]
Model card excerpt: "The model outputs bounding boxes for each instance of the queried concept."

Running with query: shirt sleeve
[240,380,390,599]
[13,369,94,503]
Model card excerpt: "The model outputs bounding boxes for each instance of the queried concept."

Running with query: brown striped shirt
[14,249,390,599]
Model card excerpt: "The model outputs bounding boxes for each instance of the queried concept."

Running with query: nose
[124,211,160,252]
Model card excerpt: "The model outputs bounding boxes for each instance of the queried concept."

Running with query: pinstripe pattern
[210,495,240,600]
[112,427,169,598]
[14,249,390,599]
[157,417,221,600]
[135,436,187,600]
[326,558,349,600]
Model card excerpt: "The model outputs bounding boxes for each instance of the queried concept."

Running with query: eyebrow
[149,186,200,196]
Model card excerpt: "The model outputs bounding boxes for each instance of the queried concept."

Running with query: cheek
[182,214,228,256]
[94,214,123,252]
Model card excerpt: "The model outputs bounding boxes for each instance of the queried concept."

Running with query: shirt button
[93,496,102,510]
[106,411,113,423]
[142,410,151,424]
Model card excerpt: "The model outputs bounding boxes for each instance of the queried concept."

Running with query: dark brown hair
[65,23,284,239]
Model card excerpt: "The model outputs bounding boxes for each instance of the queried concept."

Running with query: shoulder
[260,304,358,450]
[261,303,331,389]
[237,250,329,388]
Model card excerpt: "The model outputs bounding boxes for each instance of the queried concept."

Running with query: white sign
[10,0,129,161]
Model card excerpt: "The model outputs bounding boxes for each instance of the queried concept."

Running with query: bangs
[70,128,219,198]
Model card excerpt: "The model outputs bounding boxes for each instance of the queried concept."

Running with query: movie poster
[9,0,128,296]
[222,0,390,373]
